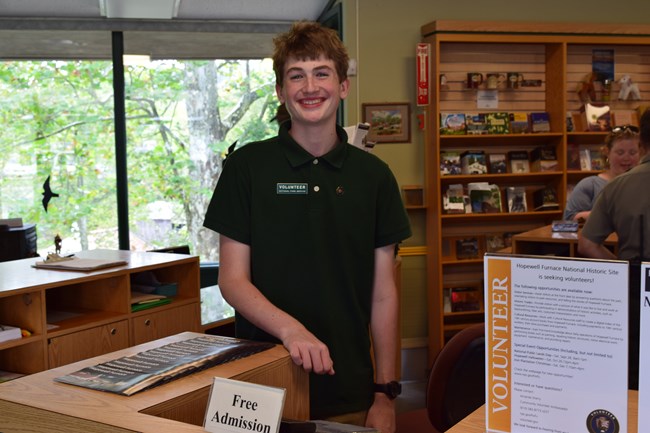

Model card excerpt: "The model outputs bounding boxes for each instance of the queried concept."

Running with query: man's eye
[316,71,330,78]
[289,74,304,80]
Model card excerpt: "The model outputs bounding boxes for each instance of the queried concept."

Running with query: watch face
[388,381,402,398]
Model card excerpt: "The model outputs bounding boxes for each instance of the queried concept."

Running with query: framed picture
[362,103,411,143]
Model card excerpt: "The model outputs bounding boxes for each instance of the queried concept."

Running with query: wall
[339,0,649,344]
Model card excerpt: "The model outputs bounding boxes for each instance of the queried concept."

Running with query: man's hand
[365,393,396,433]
[282,326,335,375]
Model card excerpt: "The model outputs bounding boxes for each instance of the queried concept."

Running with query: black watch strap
[374,381,402,399]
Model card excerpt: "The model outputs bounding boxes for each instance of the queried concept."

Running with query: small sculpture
[576,72,597,103]
[618,74,641,100]
[54,234,62,255]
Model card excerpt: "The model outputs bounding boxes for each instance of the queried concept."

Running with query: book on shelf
[0,324,22,343]
[468,182,502,213]
[507,150,530,173]
[567,144,581,170]
[460,151,487,175]
[533,186,560,211]
[579,148,592,171]
[465,112,488,135]
[131,291,167,305]
[485,112,510,134]
[488,153,507,174]
[503,232,515,248]
[506,186,528,213]
[485,233,506,252]
[584,103,611,131]
[54,335,275,396]
[131,298,172,312]
[450,287,482,312]
[509,112,530,134]
[443,184,465,214]
[440,151,461,175]
[530,146,558,172]
[455,237,480,260]
[590,149,606,171]
[440,113,466,135]
[529,112,551,132]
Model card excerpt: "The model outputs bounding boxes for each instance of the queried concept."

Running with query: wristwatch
[374,381,402,399]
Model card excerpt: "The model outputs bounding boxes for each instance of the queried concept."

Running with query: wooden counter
[448,390,638,433]
[0,332,309,433]
[512,224,618,257]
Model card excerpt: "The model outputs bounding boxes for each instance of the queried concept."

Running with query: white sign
[477,90,499,109]
[204,377,286,433]
[638,263,650,427]
[484,255,628,433]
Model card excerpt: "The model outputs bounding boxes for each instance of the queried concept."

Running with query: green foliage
[0,59,278,257]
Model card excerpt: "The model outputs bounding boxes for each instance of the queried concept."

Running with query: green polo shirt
[203,123,411,418]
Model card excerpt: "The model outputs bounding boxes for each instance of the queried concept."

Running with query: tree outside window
[0,58,279,262]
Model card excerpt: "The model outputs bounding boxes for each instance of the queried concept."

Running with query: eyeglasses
[611,124,640,134]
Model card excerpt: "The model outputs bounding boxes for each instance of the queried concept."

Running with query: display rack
[421,20,650,363]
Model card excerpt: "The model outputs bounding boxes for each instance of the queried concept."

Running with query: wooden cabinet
[421,20,650,363]
[132,302,199,345]
[0,249,200,375]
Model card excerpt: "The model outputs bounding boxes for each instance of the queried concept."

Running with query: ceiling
[0,0,333,59]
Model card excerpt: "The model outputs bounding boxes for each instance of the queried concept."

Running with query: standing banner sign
[484,254,628,433]
[638,263,650,428]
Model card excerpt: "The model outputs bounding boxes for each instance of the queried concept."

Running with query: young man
[203,21,411,432]
[579,109,650,390]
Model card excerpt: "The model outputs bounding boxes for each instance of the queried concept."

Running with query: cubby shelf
[0,249,200,375]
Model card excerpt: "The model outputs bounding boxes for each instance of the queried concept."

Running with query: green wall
[342,0,649,186]
[339,0,650,342]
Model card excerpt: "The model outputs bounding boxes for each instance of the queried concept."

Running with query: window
[0,58,280,262]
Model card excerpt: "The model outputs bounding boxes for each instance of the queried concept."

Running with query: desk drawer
[48,320,129,368]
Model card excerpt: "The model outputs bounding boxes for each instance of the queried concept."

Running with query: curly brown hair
[272,21,349,88]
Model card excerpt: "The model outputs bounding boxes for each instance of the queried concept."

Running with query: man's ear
[339,78,350,99]
[275,83,284,104]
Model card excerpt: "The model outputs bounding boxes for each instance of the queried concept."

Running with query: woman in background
[564,125,641,222]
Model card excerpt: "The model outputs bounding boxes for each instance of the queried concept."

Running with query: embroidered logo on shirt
[277,183,308,195]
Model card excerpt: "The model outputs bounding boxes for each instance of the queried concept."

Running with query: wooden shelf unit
[421,20,650,364]
[0,249,201,375]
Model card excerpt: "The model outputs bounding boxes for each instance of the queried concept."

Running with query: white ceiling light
[99,0,180,19]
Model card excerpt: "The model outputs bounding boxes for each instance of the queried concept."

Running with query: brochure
[54,335,275,396]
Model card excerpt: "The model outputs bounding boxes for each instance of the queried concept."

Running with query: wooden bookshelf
[421,20,650,364]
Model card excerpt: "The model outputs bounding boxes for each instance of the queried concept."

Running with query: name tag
[277,183,308,195]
